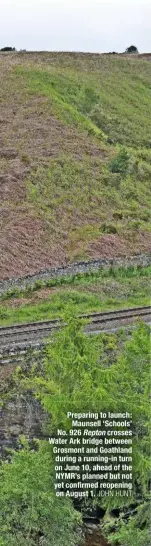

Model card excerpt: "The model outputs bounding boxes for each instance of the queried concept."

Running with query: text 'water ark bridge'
[0,306,150,364]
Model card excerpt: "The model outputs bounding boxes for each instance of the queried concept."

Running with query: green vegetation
[0,52,151,546]
[0,265,150,325]
[12,312,150,545]
[1,264,151,300]
[103,502,150,546]
[0,46,16,51]
[0,53,151,273]
[15,58,151,147]
[20,60,151,257]
[125,45,138,54]
[18,313,150,466]
[1,308,150,545]
[0,439,82,546]
[108,147,130,175]
[26,152,151,247]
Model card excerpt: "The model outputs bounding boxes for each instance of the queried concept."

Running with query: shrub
[101,222,118,234]
[0,440,82,546]
[108,148,130,175]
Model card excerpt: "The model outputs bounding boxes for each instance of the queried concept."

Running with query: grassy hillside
[0,52,151,279]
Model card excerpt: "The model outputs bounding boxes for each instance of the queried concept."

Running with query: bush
[0,440,82,546]
[109,148,130,175]
[101,222,118,234]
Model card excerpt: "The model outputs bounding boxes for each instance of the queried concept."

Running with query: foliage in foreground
[6,312,151,545]
[0,440,82,546]
[103,500,151,546]
[22,312,150,485]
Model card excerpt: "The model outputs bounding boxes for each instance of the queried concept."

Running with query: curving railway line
[0,306,150,359]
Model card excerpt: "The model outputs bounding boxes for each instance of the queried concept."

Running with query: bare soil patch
[3,288,56,308]
[86,232,151,258]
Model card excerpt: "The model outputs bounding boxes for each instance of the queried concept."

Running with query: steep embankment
[0,52,151,279]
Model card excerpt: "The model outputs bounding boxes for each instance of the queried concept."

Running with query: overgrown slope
[0,52,151,279]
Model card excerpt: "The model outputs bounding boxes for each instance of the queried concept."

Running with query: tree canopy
[125,45,138,53]
[0,439,82,546]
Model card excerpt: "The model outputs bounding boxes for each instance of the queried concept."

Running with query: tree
[125,45,138,54]
[0,47,16,51]
[103,501,151,546]
[0,439,82,546]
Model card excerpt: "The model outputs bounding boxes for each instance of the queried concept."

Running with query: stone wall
[0,392,49,454]
[0,253,150,295]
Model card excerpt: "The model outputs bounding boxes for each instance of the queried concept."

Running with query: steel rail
[0,306,150,342]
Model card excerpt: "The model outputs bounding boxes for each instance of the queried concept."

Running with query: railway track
[0,306,150,359]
